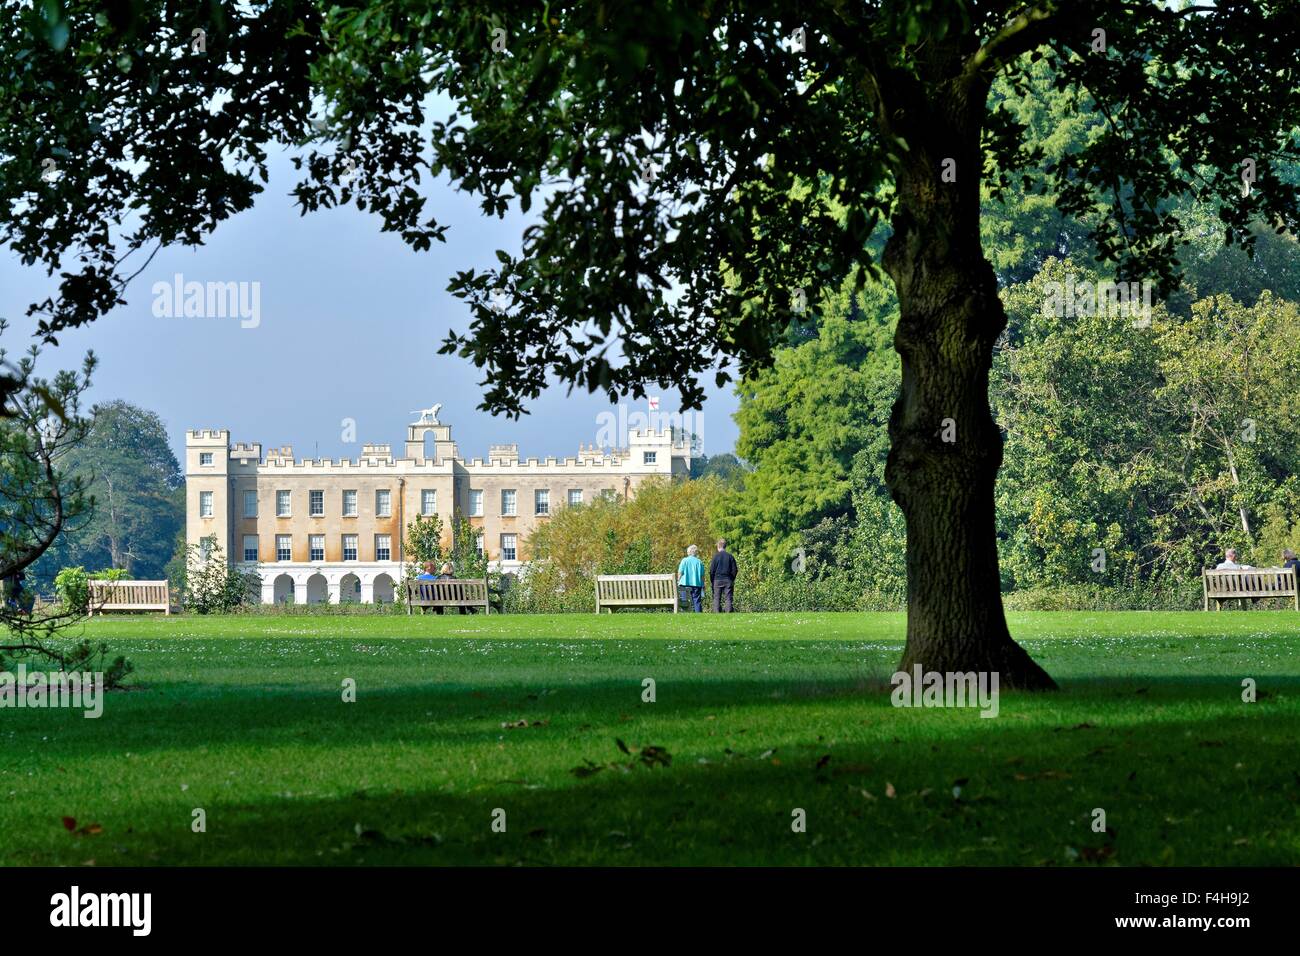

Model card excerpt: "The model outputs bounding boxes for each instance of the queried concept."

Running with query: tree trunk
[882,108,1057,691]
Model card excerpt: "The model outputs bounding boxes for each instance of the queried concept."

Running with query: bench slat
[1203,568,1298,610]
[88,580,171,615]
[594,574,678,613]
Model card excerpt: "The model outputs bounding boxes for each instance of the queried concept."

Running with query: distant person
[2,570,32,613]
[416,561,437,581]
[1215,548,1253,570]
[709,539,738,613]
[677,544,705,612]
[437,561,471,614]
[1283,549,1299,573]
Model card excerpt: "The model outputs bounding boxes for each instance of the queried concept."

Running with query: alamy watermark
[0,666,104,718]
[1042,276,1155,327]
[151,273,261,328]
[890,666,999,718]
[595,401,703,450]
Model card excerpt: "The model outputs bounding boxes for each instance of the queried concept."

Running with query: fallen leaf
[61,817,77,832]
[885,782,896,798]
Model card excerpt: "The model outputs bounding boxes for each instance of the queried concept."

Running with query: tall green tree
[30,400,184,584]
[720,281,898,565]
[9,3,1300,685]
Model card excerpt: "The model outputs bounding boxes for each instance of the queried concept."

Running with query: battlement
[191,408,689,475]
[230,442,262,460]
[186,428,230,445]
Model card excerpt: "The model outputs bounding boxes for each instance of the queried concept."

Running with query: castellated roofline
[190,410,687,469]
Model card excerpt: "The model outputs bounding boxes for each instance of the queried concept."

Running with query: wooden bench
[406,578,492,615]
[1203,567,1298,610]
[594,574,679,613]
[88,580,172,616]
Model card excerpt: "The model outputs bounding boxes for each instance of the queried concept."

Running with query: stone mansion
[185,407,692,604]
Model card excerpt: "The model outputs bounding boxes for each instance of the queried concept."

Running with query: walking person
[677,544,705,612]
[709,539,738,613]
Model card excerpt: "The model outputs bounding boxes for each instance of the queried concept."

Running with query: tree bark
[881,96,1057,691]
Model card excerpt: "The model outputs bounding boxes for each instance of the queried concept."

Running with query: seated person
[416,561,437,580]
[1215,547,1253,570]
[1283,549,1299,573]
[434,561,471,615]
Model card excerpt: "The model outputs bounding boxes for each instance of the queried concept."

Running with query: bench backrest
[407,579,488,603]
[595,574,677,604]
[1204,567,1298,596]
[89,580,170,608]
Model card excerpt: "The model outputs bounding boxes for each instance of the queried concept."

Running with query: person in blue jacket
[677,544,706,612]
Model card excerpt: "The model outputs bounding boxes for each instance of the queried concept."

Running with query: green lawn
[2,611,1297,866]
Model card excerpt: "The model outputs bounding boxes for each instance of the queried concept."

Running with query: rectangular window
[276,489,291,517]
[342,490,357,517]
[421,489,436,516]
[342,534,358,561]
[242,535,258,562]
[643,451,657,464]
[276,535,292,561]
[501,489,517,516]
[309,490,324,517]
[568,489,583,507]
[500,533,517,562]
[475,533,484,557]
[469,489,483,516]
[199,490,214,518]
[535,489,550,516]
[376,489,392,517]
[309,534,325,562]
[199,451,214,466]
[375,534,392,561]
[243,489,257,518]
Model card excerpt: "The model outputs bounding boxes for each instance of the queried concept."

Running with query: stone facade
[185,410,691,604]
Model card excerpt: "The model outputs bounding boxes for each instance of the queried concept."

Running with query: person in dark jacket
[709,539,738,613]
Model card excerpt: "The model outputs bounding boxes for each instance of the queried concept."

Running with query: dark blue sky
[0,147,739,463]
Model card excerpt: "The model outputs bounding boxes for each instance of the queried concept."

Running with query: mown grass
[1,611,1296,866]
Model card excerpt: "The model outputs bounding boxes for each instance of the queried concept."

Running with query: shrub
[183,539,259,614]
[93,567,132,581]
[54,566,90,614]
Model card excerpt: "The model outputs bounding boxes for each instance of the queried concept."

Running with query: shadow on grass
[3,672,1298,866]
